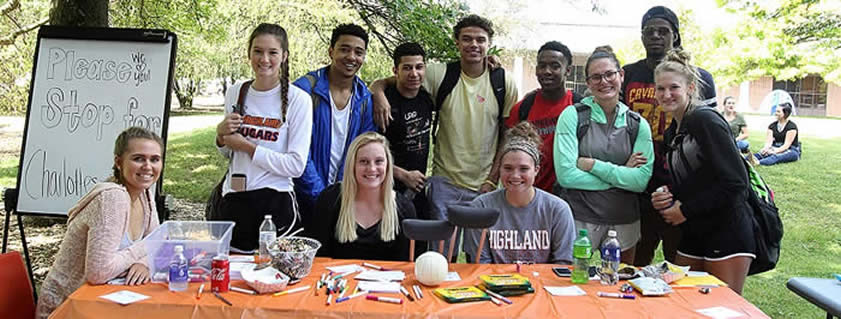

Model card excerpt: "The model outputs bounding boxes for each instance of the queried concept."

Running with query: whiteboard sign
[15,26,176,216]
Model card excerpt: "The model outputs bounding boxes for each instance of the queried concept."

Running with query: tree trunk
[49,0,108,27]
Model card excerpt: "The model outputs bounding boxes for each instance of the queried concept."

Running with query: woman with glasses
[553,46,654,265]
[651,49,754,295]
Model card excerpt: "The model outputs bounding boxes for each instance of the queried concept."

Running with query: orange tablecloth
[51,258,768,318]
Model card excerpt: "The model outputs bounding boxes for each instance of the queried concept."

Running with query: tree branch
[0,0,20,15]
[0,16,48,46]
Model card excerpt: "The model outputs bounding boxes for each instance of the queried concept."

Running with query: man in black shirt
[380,42,434,219]
[622,6,718,266]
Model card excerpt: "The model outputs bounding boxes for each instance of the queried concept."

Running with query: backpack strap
[518,90,539,122]
[625,110,641,148]
[431,62,462,144]
[489,67,506,123]
[303,74,320,111]
[233,80,252,116]
[574,103,591,140]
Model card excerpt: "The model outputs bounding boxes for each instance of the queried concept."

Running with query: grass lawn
[1,123,838,318]
[740,131,841,318]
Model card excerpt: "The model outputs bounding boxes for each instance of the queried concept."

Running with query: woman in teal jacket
[553,46,654,264]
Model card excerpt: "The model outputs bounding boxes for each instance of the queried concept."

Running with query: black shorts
[220,188,299,253]
[677,202,757,261]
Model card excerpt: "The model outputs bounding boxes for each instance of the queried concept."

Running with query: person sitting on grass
[36,127,163,319]
[311,132,419,261]
[753,103,801,166]
[463,122,577,264]
[722,96,750,154]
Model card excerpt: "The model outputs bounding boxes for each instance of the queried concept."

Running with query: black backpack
[431,62,505,143]
[743,158,783,275]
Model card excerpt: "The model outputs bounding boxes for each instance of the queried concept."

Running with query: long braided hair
[248,23,290,122]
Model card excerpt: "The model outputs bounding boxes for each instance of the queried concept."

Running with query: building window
[565,65,588,96]
[773,75,828,116]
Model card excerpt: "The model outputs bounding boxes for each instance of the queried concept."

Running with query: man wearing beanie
[621,6,717,266]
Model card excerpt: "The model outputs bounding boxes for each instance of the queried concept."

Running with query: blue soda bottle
[168,245,188,291]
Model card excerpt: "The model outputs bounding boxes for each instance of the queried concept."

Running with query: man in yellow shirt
[371,15,518,258]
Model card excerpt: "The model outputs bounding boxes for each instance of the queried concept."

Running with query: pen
[413,285,424,299]
[213,292,233,306]
[230,286,256,295]
[480,287,512,304]
[273,285,312,297]
[362,262,389,271]
[336,290,368,303]
[597,292,636,299]
[400,285,415,302]
[367,295,403,304]
[196,283,205,299]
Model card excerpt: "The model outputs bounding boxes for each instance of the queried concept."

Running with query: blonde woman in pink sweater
[36,127,163,318]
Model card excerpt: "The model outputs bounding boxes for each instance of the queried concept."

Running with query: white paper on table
[687,271,710,277]
[354,270,406,282]
[326,264,366,274]
[544,286,586,296]
[230,262,256,280]
[99,290,150,305]
[696,306,746,318]
[229,255,255,263]
[357,281,401,293]
[445,272,461,281]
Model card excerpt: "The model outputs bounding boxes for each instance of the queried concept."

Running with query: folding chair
[0,251,36,319]
[401,219,455,261]
[445,205,500,264]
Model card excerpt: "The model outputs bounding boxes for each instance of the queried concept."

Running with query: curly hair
[453,14,494,40]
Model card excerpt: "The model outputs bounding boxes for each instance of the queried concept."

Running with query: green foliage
[162,127,227,202]
[344,0,468,62]
[0,0,50,114]
[712,0,841,86]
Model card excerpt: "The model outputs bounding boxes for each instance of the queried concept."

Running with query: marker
[362,262,388,271]
[333,270,358,280]
[213,292,233,306]
[366,295,403,304]
[489,296,502,306]
[326,293,332,306]
[336,290,368,303]
[273,285,312,297]
[230,286,256,295]
[597,292,636,299]
[480,288,512,304]
[400,285,415,302]
[413,285,424,299]
[196,283,205,299]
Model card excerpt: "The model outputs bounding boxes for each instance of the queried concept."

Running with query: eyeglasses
[642,26,672,37]
[586,70,619,84]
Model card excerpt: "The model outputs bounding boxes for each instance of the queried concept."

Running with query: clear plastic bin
[144,221,235,282]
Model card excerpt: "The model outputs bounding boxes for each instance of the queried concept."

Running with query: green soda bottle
[571,229,592,284]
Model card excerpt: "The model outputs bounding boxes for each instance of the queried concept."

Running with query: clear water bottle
[572,229,592,284]
[168,245,188,291]
[599,230,621,286]
[258,215,276,265]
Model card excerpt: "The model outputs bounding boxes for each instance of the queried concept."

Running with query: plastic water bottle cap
[579,229,588,236]
[607,230,617,237]
[174,245,184,253]
[264,215,272,219]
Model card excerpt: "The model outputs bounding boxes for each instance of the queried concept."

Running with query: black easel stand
[2,188,38,303]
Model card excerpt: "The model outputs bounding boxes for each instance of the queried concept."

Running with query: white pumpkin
[414,251,448,286]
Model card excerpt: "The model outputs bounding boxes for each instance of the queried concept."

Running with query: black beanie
[641,6,681,48]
